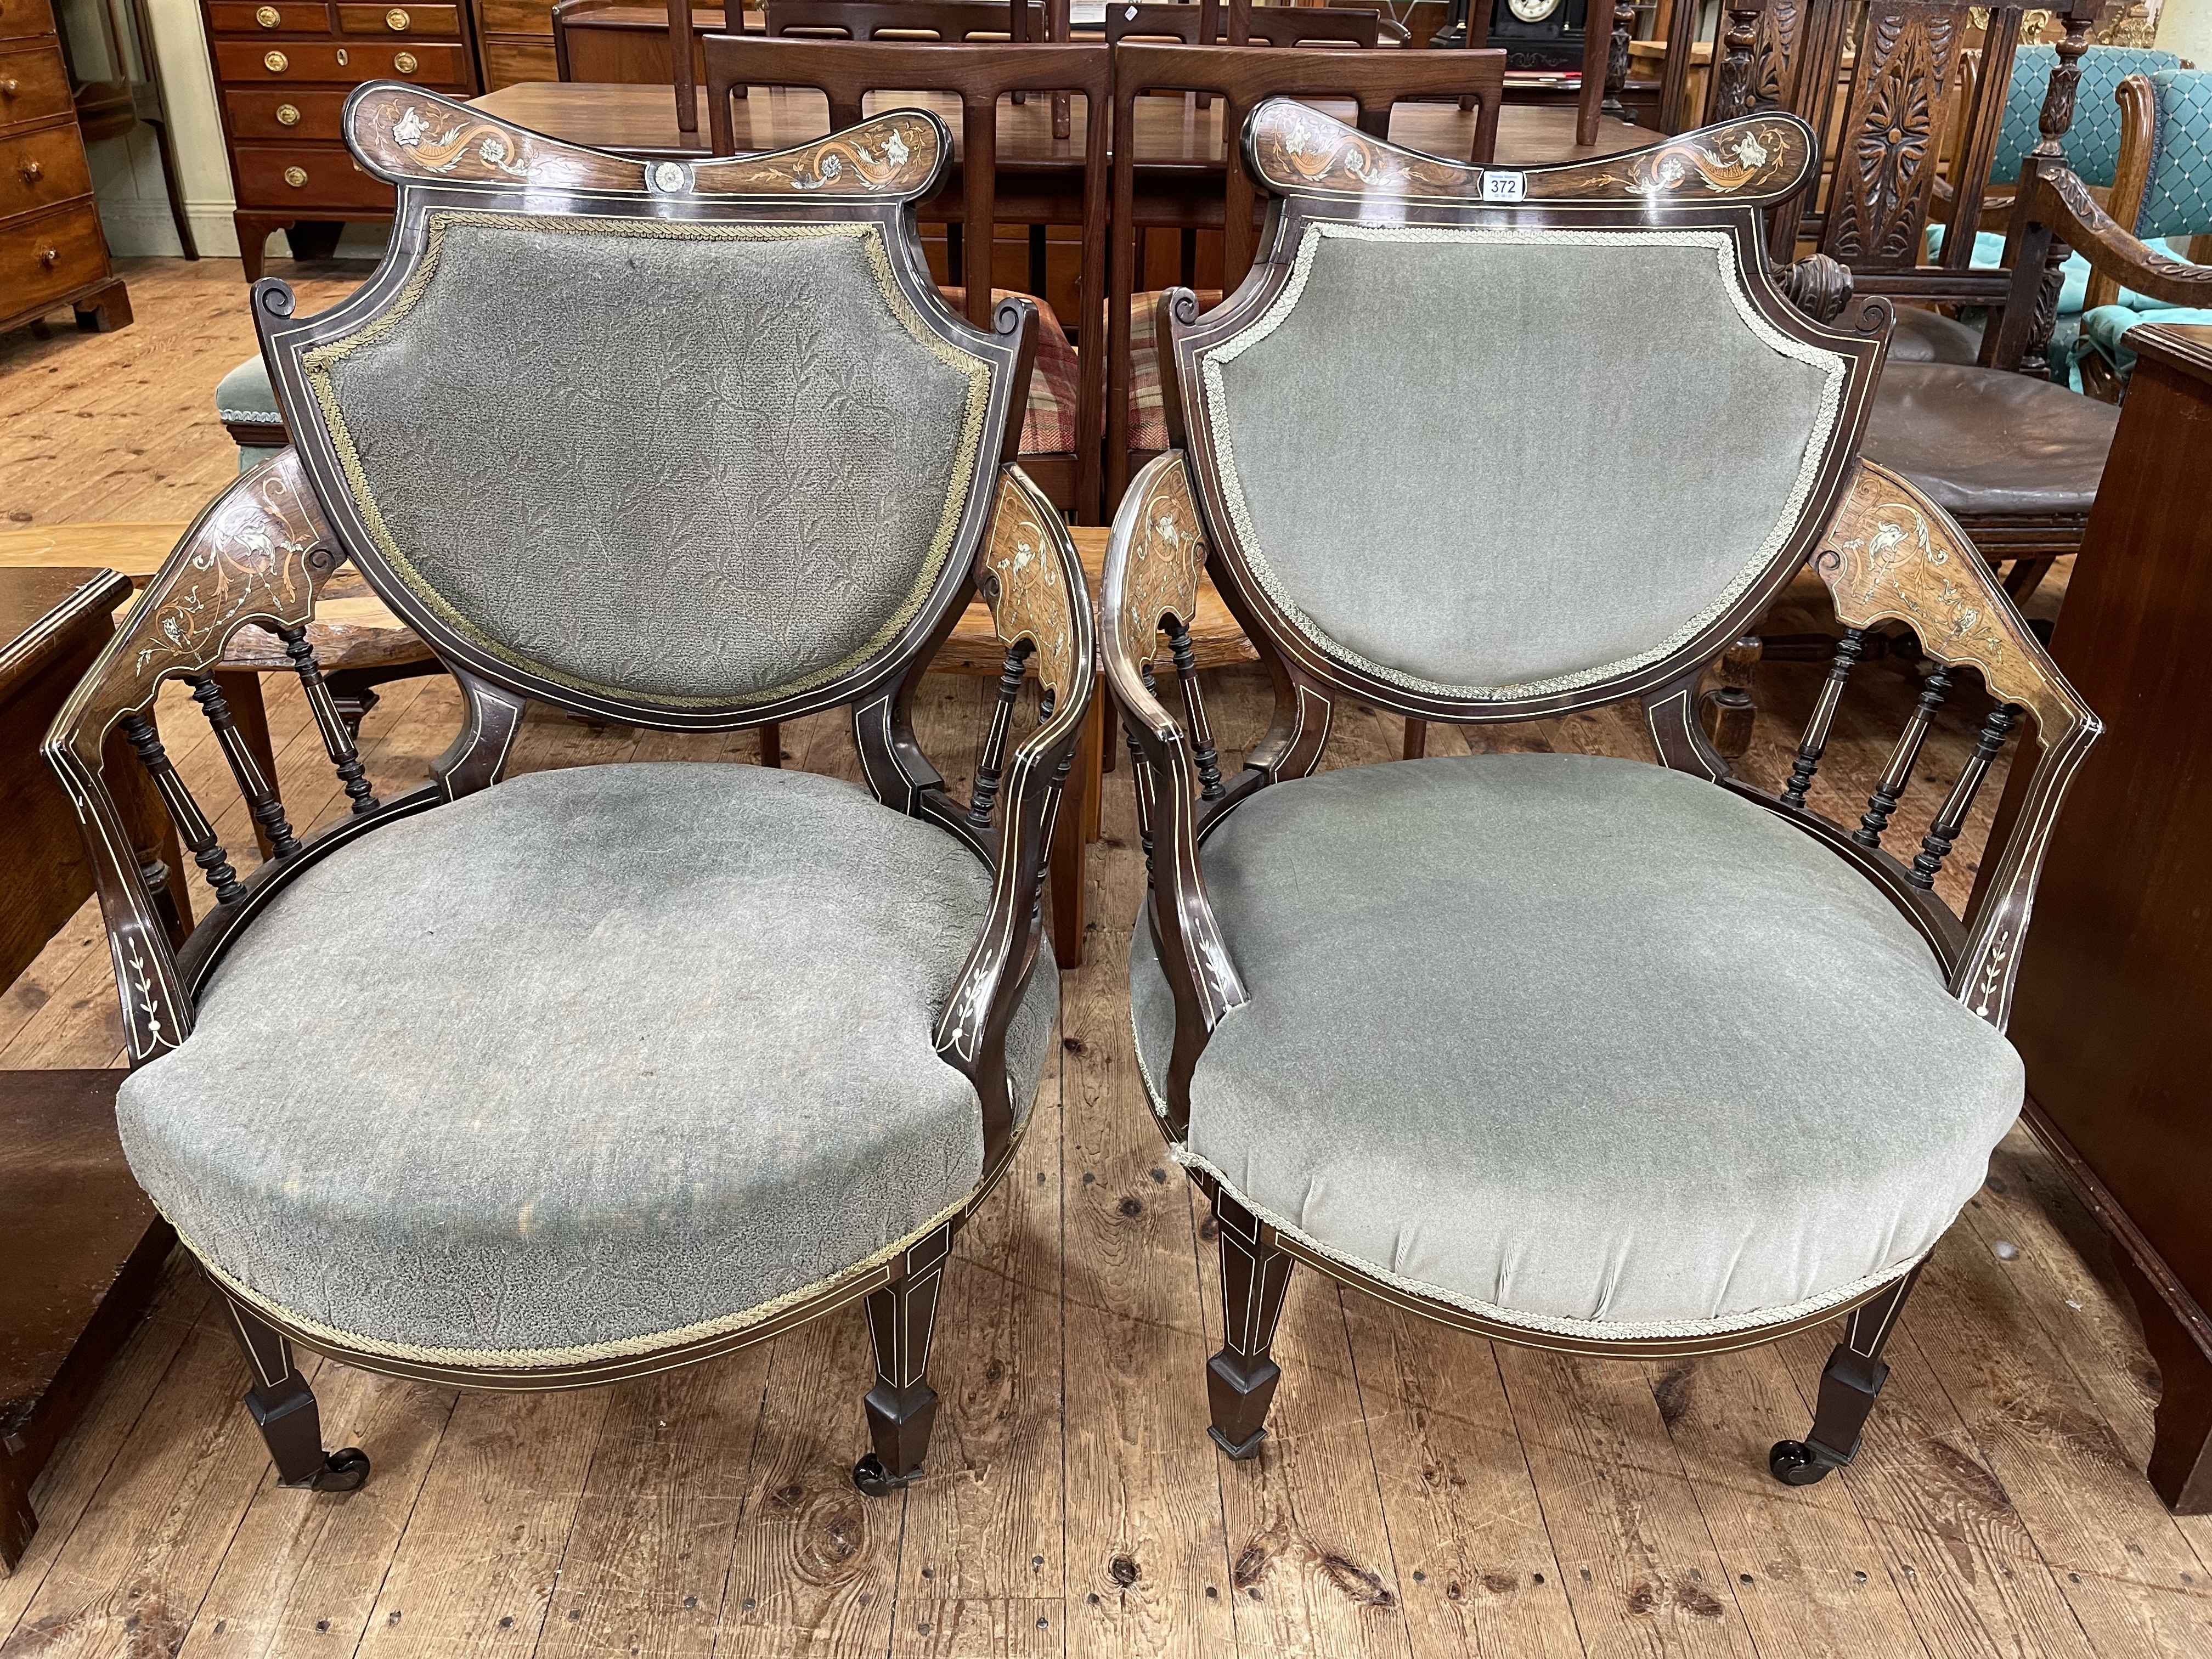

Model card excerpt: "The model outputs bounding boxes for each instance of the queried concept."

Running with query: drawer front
[482,36,555,87]
[213,40,467,84]
[232,140,394,208]
[0,0,58,44]
[0,122,89,217]
[224,87,351,141]
[0,43,71,129]
[336,4,460,37]
[477,0,551,36]
[205,3,333,35]
[8,201,109,313]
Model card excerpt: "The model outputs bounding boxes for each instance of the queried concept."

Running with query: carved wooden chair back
[761,0,1047,43]
[1105,2,1383,48]
[1105,101,2101,1125]
[1105,42,1506,501]
[46,84,1098,1093]
[703,36,1109,517]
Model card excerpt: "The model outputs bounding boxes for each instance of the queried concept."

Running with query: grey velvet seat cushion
[1130,754,2021,1338]
[216,354,283,427]
[121,762,1056,1364]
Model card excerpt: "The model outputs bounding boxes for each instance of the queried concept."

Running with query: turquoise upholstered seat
[2072,69,2212,388]
[1895,46,2184,372]
[1128,754,2021,1342]
[215,354,286,471]
[121,763,1058,1365]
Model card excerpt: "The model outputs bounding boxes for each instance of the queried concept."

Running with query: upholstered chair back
[1989,44,2182,188]
[2128,67,2212,241]
[1169,104,1877,707]
[261,88,1023,724]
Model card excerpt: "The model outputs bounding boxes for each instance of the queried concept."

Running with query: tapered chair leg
[1207,1192,1293,1461]
[1770,1262,1922,1486]
[853,1224,950,1497]
[219,1294,369,1492]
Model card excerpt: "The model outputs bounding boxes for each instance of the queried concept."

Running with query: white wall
[77,0,238,256]
[2160,0,2212,64]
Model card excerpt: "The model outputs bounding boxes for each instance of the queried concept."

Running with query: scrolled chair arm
[935,464,1098,1159]
[2011,162,2212,312]
[41,449,346,1064]
[1813,459,2101,1031]
[1099,452,1248,1133]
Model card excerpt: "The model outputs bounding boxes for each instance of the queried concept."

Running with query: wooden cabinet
[198,0,482,279]
[2005,321,2212,1516]
[476,0,555,89]
[0,0,129,337]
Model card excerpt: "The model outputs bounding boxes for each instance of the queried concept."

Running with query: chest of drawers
[1,0,130,336]
[201,0,482,278]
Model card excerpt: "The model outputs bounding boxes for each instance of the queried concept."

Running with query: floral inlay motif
[980,472,1077,698]
[1249,100,1485,199]
[1815,460,2059,725]
[1561,120,1810,200]
[1116,455,1209,672]
[132,455,327,681]
[696,114,941,198]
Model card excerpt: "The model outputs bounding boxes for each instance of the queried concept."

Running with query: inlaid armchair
[46,87,1093,1502]
[1107,99,2100,1483]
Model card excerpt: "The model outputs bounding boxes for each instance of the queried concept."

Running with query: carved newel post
[1710,0,1770,122]
[1604,1,1638,120]
[2019,0,2102,377]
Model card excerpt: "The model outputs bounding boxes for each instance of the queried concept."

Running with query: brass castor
[851,1452,919,1498]
[1768,1440,1838,1486]
[286,1447,370,1492]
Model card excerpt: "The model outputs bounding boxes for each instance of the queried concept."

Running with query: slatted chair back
[1104,1,1383,48]
[1105,41,1505,501]
[761,0,1047,42]
[706,36,1111,515]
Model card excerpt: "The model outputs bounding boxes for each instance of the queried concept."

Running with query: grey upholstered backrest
[302,211,991,708]
[1194,223,1848,698]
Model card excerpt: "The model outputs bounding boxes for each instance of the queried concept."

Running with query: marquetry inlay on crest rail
[347,84,945,200]
[1814,460,2074,731]
[1245,99,1815,206]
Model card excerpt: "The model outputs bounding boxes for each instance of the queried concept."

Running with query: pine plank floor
[4,257,2211,1658]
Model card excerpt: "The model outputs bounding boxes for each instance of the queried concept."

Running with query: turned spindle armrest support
[935,464,1097,1165]
[40,450,345,1063]
[1812,460,2101,1030]
[1099,452,1248,1136]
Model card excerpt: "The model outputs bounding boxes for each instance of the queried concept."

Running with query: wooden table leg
[1049,692,1104,969]
[213,671,281,860]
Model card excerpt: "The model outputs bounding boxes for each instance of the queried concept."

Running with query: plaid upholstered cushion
[939,287,1081,456]
[1127,289,1221,454]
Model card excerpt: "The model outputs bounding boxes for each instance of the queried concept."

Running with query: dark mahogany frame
[45,84,1097,1500]
[1102,98,2102,1481]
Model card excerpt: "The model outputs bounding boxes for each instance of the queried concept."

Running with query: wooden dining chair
[1105,41,1506,510]
[1689,1,2131,756]
[1105,94,2101,1486]
[709,33,1107,521]
[49,87,1092,1505]
[1105,1,1385,49]
[759,0,1078,136]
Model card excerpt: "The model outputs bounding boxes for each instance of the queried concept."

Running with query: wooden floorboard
[7,255,2212,1657]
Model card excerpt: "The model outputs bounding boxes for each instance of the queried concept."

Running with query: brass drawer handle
[40,246,59,267]
[276,101,301,126]
[264,49,288,71]
[257,4,280,25]
[386,7,410,29]
[284,165,308,188]
[0,79,18,99]
[20,159,43,183]
[394,50,418,73]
